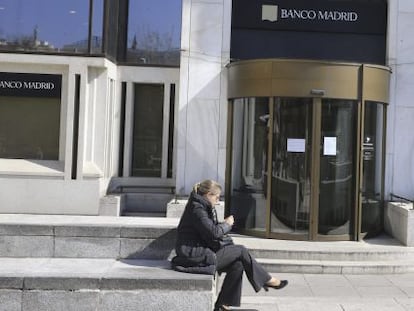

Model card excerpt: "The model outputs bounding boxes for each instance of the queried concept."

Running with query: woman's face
[204,191,221,207]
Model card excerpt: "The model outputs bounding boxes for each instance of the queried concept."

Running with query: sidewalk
[235,272,414,311]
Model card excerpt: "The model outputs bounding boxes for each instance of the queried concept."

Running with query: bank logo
[262,5,278,22]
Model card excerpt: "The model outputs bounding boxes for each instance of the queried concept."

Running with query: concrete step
[0,214,179,260]
[257,258,414,274]
[232,234,414,261]
[0,258,215,311]
[1,214,414,274]
[122,211,166,217]
[122,192,175,213]
[231,234,414,274]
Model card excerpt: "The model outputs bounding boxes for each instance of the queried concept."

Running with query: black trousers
[214,244,271,308]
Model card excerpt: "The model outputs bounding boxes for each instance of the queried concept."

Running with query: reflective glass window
[318,99,357,236]
[271,98,313,236]
[0,96,60,160]
[131,83,164,177]
[230,98,269,232]
[361,101,385,235]
[0,0,102,54]
[127,0,182,66]
[91,0,104,53]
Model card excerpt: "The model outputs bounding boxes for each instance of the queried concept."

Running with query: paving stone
[355,285,408,298]
[345,274,394,286]
[399,286,414,298]
[340,300,407,311]
[0,289,21,311]
[394,298,414,311]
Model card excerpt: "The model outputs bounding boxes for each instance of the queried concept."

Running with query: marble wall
[176,0,231,195]
[386,0,414,200]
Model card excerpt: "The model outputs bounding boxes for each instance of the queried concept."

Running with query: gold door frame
[225,59,391,241]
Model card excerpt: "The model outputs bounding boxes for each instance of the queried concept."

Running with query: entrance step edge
[258,258,414,274]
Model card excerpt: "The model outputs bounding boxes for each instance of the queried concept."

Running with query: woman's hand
[224,215,234,226]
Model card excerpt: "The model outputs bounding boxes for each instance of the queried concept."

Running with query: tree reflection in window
[127,0,182,66]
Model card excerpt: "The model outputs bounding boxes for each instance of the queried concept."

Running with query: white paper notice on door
[287,138,305,153]
[323,137,337,156]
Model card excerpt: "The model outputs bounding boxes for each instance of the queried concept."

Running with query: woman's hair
[193,179,222,196]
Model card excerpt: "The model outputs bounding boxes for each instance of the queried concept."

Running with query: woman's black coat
[171,191,232,275]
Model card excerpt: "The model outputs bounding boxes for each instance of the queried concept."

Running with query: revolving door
[225,60,390,241]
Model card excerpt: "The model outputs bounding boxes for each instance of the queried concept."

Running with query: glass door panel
[230,98,269,232]
[361,101,385,236]
[318,99,357,236]
[270,98,313,236]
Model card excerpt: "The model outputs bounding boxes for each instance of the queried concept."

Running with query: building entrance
[226,59,390,241]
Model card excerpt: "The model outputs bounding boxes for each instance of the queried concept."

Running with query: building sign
[0,72,62,98]
[275,7,358,22]
[232,0,387,35]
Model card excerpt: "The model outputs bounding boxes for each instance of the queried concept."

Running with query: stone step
[232,234,414,273]
[0,258,215,311]
[122,211,166,217]
[122,192,175,213]
[231,234,414,274]
[232,234,414,261]
[257,258,414,274]
[1,214,414,274]
[0,214,179,259]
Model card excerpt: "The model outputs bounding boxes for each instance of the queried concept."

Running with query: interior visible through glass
[270,98,313,235]
[230,97,269,232]
[318,99,357,236]
[361,101,384,236]
[229,95,385,240]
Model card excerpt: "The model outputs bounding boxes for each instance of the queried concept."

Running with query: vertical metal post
[310,98,321,240]
[265,97,274,237]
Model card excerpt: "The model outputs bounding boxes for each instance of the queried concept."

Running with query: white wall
[386,0,414,200]
[176,0,231,195]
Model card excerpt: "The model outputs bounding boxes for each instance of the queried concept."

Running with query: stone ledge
[385,202,414,246]
[0,258,214,291]
[0,289,213,311]
[0,215,179,259]
[0,258,216,311]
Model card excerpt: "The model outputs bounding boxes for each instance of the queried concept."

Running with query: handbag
[219,234,234,248]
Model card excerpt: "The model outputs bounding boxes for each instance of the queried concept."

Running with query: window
[130,82,175,178]
[127,0,182,66]
[131,83,164,177]
[0,96,60,160]
[91,0,105,53]
[0,0,103,54]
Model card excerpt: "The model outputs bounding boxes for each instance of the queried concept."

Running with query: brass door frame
[226,59,391,241]
[310,98,322,241]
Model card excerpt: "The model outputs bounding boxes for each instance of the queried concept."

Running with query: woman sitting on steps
[171,179,288,311]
